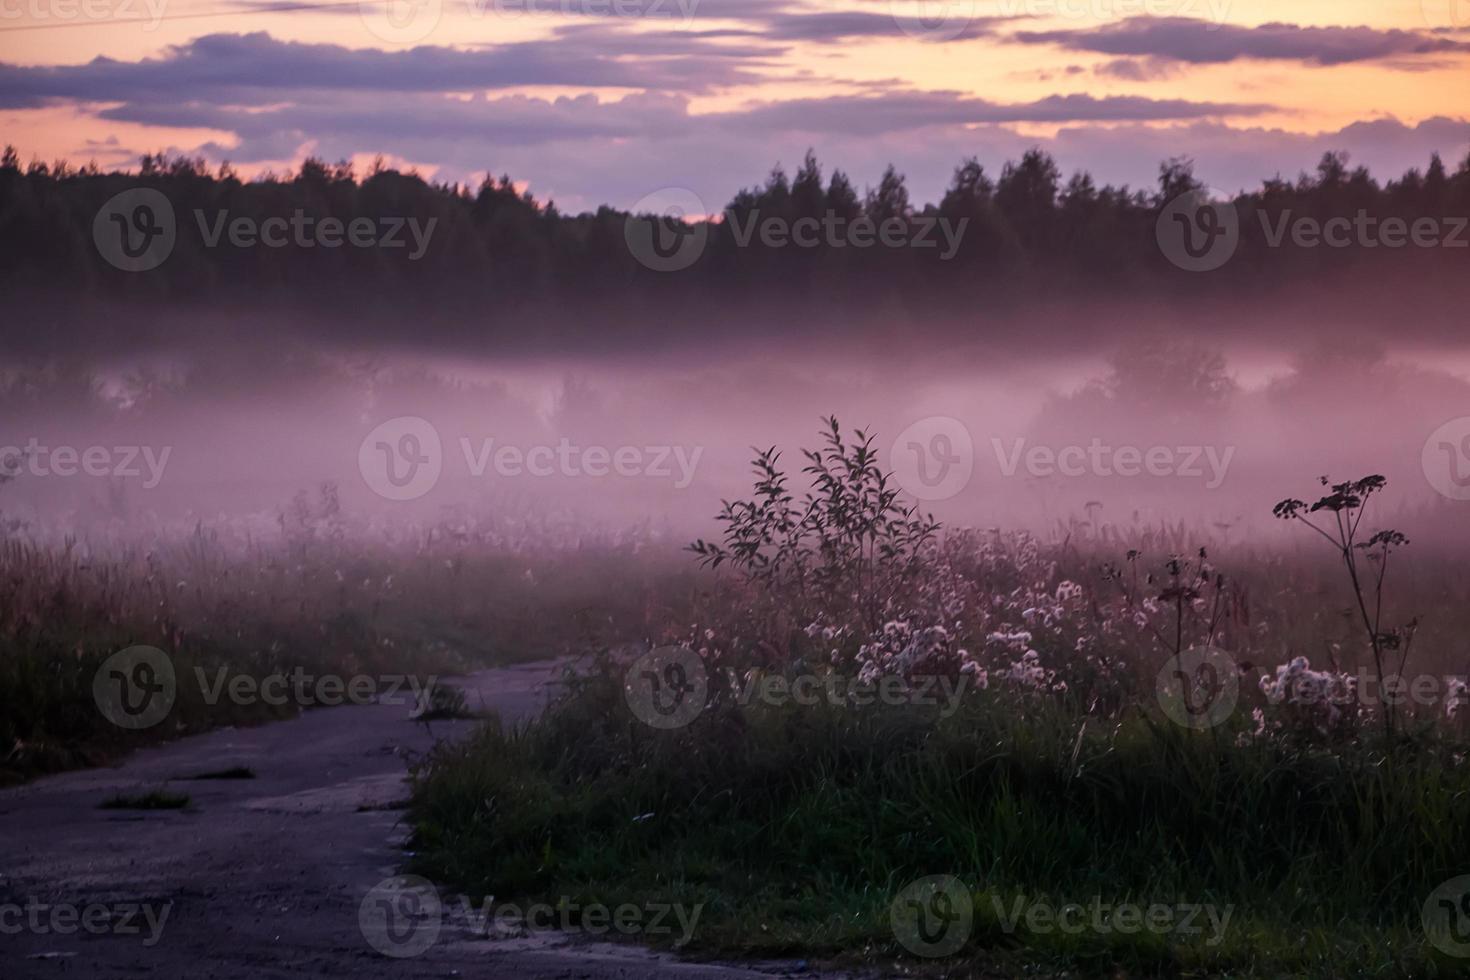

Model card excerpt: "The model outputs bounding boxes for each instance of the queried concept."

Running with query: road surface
[0,661,833,979]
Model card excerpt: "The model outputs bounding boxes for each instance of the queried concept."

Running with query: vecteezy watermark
[1256,210,1469,251]
[459,437,700,487]
[359,875,442,958]
[991,894,1232,945]
[890,875,1232,956]
[888,0,977,41]
[358,417,443,502]
[624,188,709,273]
[93,646,177,730]
[1157,187,1239,273]
[1420,0,1470,30]
[193,210,436,258]
[94,191,436,272]
[92,645,440,730]
[93,188,176,272]
[997,0,1230,21]
[736,671,970,717]
[889,416,975,502]
[0,898,172,947]
[623,187,970,271]
[624,645,709,729]
[724,210,968,260]
[622,647,969,729]
[1424,875,1470,958]
[891,875,973,957]
[887,417,1235,502]
[1423,417,1470,502]
[0,440,171,489]
[0,0,169,30]
[1160,191,1470,272]
[1260,663,1470,716]
[193,667,439,710]
[1156,645,1239,730]
[358,874,703,958]
[993,438,1234,489]
[481,0,700,19]
[359,0,445,44]
[358,416,703,501]
[359,0,700,44]
[452,894,704,946]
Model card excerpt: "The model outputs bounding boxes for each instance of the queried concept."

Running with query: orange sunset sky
[2,0,1467,209]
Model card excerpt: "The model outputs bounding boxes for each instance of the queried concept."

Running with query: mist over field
[3,328,1466,549]
[5,141,1468,556]
[5,2,1470,973]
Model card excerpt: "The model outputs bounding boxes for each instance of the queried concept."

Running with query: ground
[0,662,834,980]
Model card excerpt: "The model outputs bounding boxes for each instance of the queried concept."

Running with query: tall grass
[409,667,1465,975]
[0,493,687,783]
[404,422,1470,977]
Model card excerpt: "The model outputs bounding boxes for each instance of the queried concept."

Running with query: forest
[3,144,1468,352]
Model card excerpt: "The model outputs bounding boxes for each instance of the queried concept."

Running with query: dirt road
[0,662,826,979]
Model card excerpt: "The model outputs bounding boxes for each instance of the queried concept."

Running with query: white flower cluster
[855,620,969,685]
[1255,656,1360,734]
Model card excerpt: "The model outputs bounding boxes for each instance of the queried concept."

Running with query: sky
[1,0,1468,211]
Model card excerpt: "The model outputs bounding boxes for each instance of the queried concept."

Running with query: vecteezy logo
[93,189,176,273]
[358,417,443,501]
[624,188,708,272]
[1156,187,1239,272]
[1419,0,1470,29]
[890,875,972,957]
[1156,645,1239,730]
[1424,876,1470,958]
[359,875,442,959]
[890,0,977,41]
[623,645,708,729]
[1423,417,1470,502]
[93,645,176,730]
[889,416,974,501]
[359,0,443,43]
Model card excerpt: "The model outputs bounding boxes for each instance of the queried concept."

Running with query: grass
[7,435,1470,977]
[182,766,256,780]
[404,431,1470,979]
[407,666,1470,977]
[0,500,689,785]
[100,788,192,810]
[411,683,481,721]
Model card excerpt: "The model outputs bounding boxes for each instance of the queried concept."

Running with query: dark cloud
[1,32,1267,140]
[759,10,1007,42]
[1094,57,1182,81]
[1013,16,1470,66]
[0,26,773,109]
[714,90,1270,134]
[3,27,1464,215]
[85,81,1264,158]
[229,0,1013,43]
[232,0,781,19]
[103,90,695,149]
[40,99,1470,219]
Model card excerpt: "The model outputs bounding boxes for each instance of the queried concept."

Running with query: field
[6,12,1469,975]
[0,491,687,784]
[8,421,1470,977]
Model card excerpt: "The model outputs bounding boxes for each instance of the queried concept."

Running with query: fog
[2,321,1466,555]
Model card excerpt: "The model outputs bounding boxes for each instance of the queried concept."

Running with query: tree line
[1,145,1467,344]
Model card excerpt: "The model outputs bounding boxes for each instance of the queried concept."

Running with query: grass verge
[407,663,1470,979]
[100,789,191,810]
